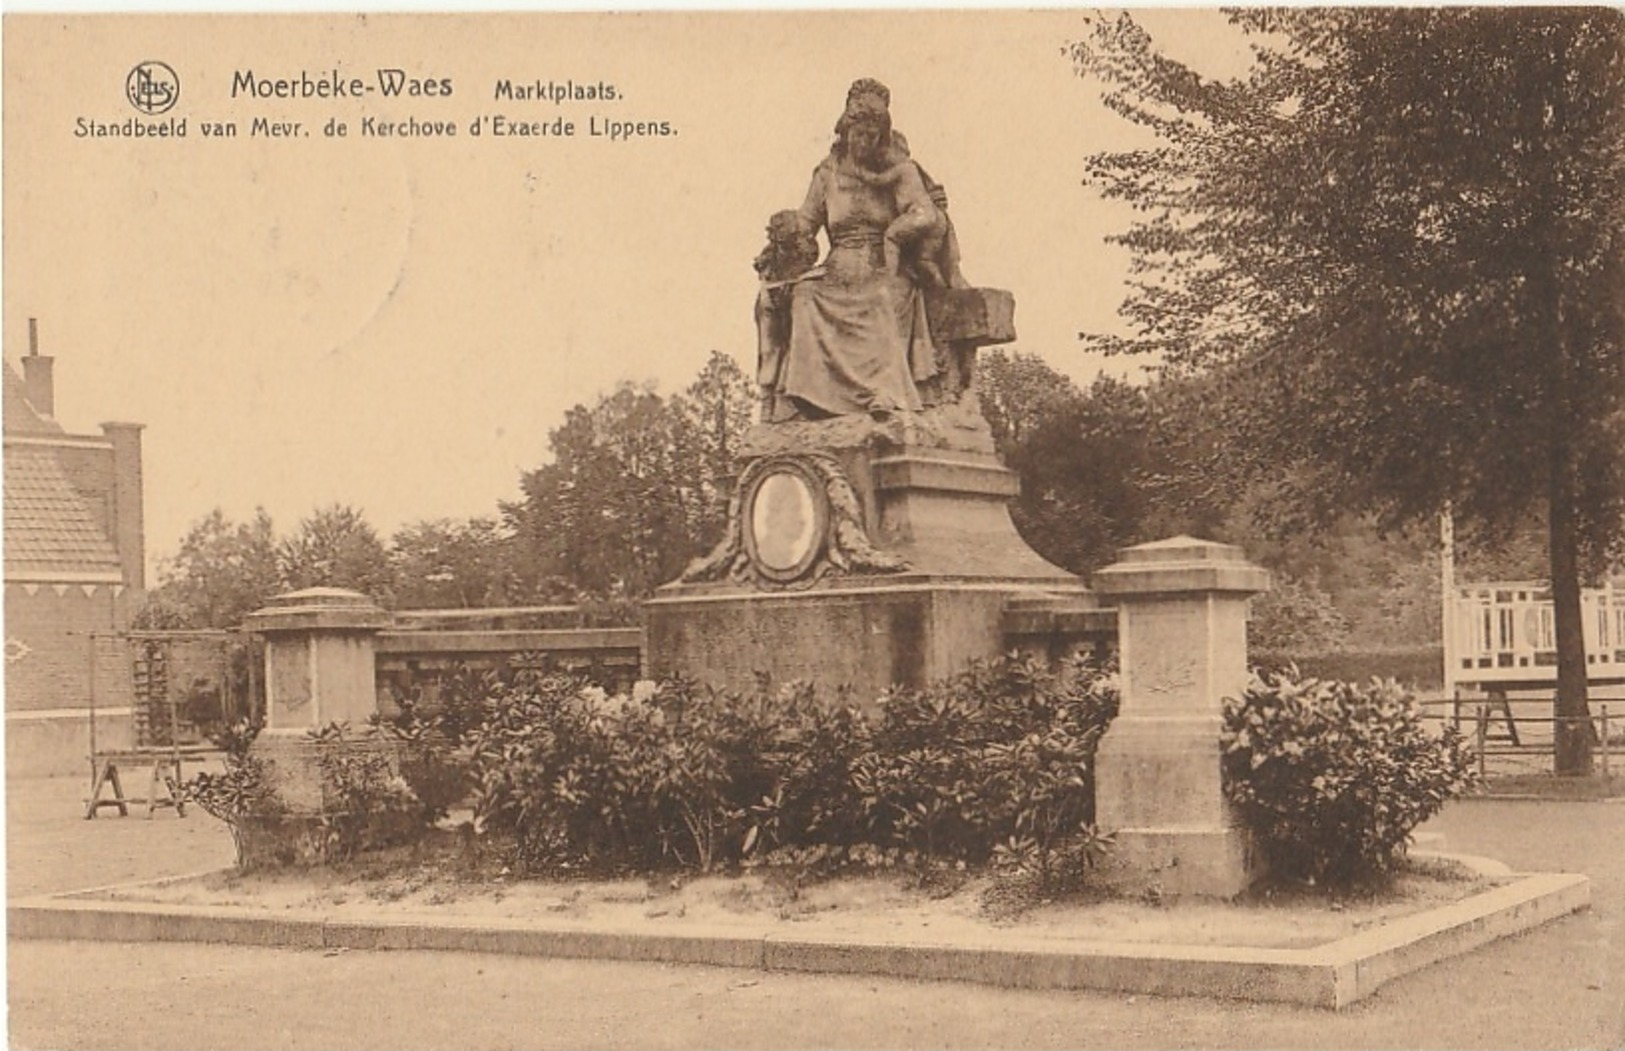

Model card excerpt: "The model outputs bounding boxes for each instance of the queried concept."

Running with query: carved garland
[681,454,909,589]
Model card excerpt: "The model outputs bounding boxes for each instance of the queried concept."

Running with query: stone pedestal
[649,281,1094,702]
[243,587,392,811]
[1091,537,1270,898]
[646,430,1095,704]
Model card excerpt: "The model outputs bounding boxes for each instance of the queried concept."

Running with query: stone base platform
[10,865,1591,1009]
[646,575,1092,704]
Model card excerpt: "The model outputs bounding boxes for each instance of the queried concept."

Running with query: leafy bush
[307,723,427,860]
[195,653,1122,880]
[462,655,1120,879]
[856,654,1119,866]
[988,823,1116,910]
[1249,646,1444,691]
[185,719,434,869]
[1222,667,1478,887]
[1247,575,1351,653]
[372,692,472,822]
[184,720,283,866]
[464,673,756,873]
[745,683,875,857]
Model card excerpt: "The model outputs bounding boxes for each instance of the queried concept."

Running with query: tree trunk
[1548,385,1594,777]
[1541,15,1594,778]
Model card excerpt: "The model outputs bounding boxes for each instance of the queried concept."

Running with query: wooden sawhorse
[85,751,188,819]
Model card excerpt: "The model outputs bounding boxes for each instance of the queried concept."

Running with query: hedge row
[189,655,1480,891]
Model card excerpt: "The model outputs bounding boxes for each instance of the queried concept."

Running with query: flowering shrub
[463,655,1120,878]
[1222,667,1478,887]
[308,722,428,860]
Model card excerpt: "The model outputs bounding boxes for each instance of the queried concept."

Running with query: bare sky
[2,10,1246,575]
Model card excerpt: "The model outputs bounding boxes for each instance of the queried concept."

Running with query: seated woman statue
[755,79,964,422]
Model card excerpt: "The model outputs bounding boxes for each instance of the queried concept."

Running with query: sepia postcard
[5,9,1621,1050]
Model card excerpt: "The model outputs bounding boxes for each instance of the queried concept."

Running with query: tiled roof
[3,362,63,435]
[4,443,124,578]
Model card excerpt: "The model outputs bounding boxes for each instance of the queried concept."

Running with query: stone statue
[681,78,1019,588]
[753,79,975,424]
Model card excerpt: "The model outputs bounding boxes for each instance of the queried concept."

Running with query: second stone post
[244,586,392,811]
[1092,536,1270,897]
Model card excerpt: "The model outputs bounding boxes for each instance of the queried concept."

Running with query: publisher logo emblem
[126,61,179,115]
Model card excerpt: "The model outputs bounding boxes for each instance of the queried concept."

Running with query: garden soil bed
[91,832,1506,952]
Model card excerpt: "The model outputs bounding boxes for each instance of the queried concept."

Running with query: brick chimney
[99,421,146,591]
[22,317,55,418]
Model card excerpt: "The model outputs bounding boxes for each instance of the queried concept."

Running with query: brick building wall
[5,343,146,775]
[4,585,138,711]
[5,586,140,774]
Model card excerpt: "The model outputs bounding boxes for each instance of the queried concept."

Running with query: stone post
[1092,536,1270,897]
[243,587,391,810]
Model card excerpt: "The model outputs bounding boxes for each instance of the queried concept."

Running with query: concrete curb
[8,869,1589,1010]
[1466,793,1625,804]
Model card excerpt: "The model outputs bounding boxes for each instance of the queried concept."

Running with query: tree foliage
[670,350,758,546]
[390,517,516,610]
[979,351,1253,574]
[146,355,755,628]
[140,508,282,629]
[504,351,754,603]
[1073,8,1625,771]
[278,504,395,602]
[142,504,497,628]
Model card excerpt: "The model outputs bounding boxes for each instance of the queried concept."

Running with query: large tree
[278,504,395,603]
[504,355,753,604]
[505,382,687,600]
[980,352,1161,573]
[979,351,1253,573]
[390,517,517,609]
[668,351,757,548]
[1073,8,1625,772]
[140,508,282,629]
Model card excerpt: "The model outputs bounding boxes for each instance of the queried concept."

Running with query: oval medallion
[743,461,829,583]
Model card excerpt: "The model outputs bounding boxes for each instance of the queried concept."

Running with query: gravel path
[7,776,1623,1050]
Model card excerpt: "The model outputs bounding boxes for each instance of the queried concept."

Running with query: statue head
[834,78,893,168]
[754,209,819,282]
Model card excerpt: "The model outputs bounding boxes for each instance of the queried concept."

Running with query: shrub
[185,719,433,869]
[184,719,283,867]
[988,823,1117,909]
[1247,575,1351,653]
[372,692,472,822]
[749,684,875,857]
[461,654,1120,880]
[855,653,1119,865]
[1250,646,1444,691]
[464,673,753,873]
[307,722,428,860]
[1222,667,1478,887]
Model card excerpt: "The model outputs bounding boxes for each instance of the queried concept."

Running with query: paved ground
[6,775,1624,1050]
